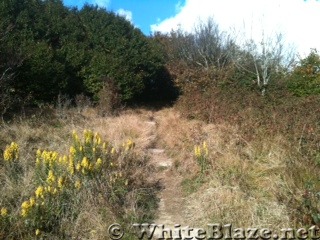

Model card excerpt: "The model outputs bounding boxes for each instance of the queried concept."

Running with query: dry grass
[85,108,156,153]
[154,108,204,172]
[0,107,159,239]
[153,107,310,230]
[1,103,319,238]
[174,87,320,226]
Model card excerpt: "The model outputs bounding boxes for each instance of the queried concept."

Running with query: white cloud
[116,8,133,23]
[151,0,320,57]
[91,0,110,8]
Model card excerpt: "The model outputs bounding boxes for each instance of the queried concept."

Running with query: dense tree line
[0,0,177,117]
[1,1,319,118]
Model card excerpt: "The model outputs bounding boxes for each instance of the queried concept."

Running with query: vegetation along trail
[1,0,320,238]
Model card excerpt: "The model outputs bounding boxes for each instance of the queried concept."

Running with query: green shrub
[288,49,320,96]
[0,1,174,114]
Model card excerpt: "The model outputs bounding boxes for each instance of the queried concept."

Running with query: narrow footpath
[145,116,200,239]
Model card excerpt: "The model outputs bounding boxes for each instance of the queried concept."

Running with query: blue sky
[62,0,183,35]
[62,0,320,57]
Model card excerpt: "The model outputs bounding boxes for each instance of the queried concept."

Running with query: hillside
[1,1,320,239]
[1,104,319,238]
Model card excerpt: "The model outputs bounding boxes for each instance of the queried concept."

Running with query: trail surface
[145,115,199,239]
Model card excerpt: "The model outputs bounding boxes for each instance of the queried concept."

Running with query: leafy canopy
[0,0,174,106]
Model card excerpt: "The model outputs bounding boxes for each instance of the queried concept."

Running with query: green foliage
[0,0,174,112]
[302,180,320,226]
[19,42,69,102]
[288,49,320,96]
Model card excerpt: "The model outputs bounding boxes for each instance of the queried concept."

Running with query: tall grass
[174,85,320,227]
[0,108,159,239]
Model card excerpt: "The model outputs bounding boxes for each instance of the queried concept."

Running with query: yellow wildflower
[194,145,201,158]
[21,201,30,209]
[95,158,102,169]
[21,201,31,217]
[75,180,81,189]
[203,146,208,157]
[44,186,53,193]
[125,139,135,150]
[76,163,81,171]
[1,207,8,217]
[88,163,94,171]
[36,149,41,158]
[97,136,101,145]
[36,229,41,236]
[84,130,93,144]
[58,176,65,188]
[45,186,56,195]
[35,186,45,198]
[62,155,68,165]
[3,142,19,161]
[72,130,79,142]
[51,151,58,164]
[81,157,90,169]
[41,150,58,166]
[68,158,75,175]
[29,197,35,207]
[203,141,207,149]
[21,209,28,217]
[94,133,101,145]
[111,147,116,155]
[70,146,76,156]
[202,141,209,156]
[41,150,49,164]
[46,170,56,185]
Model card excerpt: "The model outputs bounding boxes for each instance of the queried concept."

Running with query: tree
[166,18,236,71]
[234,31,295,95]
[0,0,173,113]
[288,49,320,96]
[155,18,238,94]
[0,5,26,119]
[77,5,170,102]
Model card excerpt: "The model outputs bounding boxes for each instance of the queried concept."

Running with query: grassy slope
[0,104,319,238]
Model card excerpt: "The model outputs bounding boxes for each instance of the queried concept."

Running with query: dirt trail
[145,113,199,239]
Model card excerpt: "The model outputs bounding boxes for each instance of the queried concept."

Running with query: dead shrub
[97,78,121,117]
[74,94,92,114]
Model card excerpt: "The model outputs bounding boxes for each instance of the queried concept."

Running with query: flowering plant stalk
[194,141,209,174]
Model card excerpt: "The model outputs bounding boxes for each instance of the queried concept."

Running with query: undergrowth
[0,127,158,239]
[175,85,320,227]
